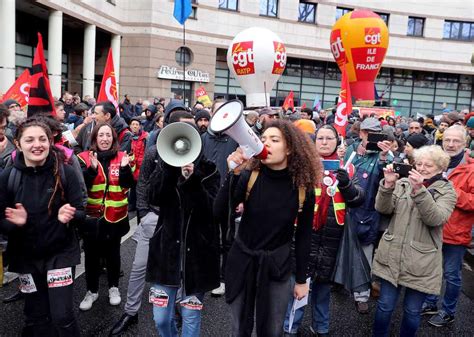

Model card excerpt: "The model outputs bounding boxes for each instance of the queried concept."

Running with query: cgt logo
[364,27,381,45]
[231,42,255,75]
[272,42,286,75]
[330,30,345,61]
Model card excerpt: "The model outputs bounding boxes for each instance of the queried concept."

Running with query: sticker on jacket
[180,296,203,310]
[149,288,169,308]
[19,274,37,293]
[47,267,73,288]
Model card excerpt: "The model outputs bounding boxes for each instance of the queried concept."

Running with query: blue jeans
[424,243,466,316]
[151,284,204,337]
[284,279,332,334]
[373,279,427,337]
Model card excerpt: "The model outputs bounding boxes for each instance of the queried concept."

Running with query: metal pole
[182,22,186,106]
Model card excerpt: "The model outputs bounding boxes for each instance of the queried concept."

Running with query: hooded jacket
[110,113,132,153]
[0,153,85,273]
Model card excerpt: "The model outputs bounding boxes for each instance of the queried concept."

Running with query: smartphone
[322,160,340,171]
[366,132,388,151]
[393,162,413,177]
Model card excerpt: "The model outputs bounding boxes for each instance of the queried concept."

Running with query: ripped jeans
[151,283,204,337]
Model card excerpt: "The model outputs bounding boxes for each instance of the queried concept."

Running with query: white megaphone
[156,122,202,167]
[210,100,267,170]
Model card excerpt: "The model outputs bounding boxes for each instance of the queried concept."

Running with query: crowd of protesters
[0,92,473,337]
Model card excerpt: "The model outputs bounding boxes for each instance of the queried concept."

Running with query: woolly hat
[3,99,19,107]
[466,116,474,128]
[406,133,429,149]
[194,109,211,122]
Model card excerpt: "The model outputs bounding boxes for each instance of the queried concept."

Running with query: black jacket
[74,121,95,154]
[201,130,238,184]
[146,156,220,295]
[0,153,85,273]
[110,114,132,153]
[307,177,365,282]
[136,146,160,219]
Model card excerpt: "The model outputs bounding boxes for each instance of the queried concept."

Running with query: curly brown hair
[247,119,322,190]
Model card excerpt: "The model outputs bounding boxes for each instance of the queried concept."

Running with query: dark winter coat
[201,130,239,184]
[0,153,85,273]
[146,156,220,295]
[308,177,365,282]
[110,114,132,153]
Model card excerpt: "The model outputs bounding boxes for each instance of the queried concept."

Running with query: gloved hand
[336,168,350,188]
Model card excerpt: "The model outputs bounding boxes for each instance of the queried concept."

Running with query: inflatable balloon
[227,27,286,107]
[330,10,389,101]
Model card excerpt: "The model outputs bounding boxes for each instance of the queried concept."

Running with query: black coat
[307,177,365,282]
[0,153,85,273]
[201,131,238,184]
[146,156,220,295]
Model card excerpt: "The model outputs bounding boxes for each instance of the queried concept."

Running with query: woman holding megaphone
[215,119,322,337]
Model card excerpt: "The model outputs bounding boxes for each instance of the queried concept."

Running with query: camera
[366,132,388,151]
[393,163,413,177]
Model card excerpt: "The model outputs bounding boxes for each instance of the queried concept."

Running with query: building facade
[1,0,473,116]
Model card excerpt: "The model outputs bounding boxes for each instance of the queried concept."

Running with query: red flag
[27,33,55,117]
[301,103,307,110]
[282,90,294,111]
[97,48,119,113]
[2,69,31,110]
[334,63,352,138]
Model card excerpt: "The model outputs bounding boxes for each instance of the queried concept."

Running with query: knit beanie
[406,133,429,149]
[194,109,211,122]
[466,117,474,128]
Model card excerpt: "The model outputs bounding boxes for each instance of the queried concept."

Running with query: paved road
[1,217,473,337]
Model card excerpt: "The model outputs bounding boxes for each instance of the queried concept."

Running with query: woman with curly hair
[215,119,322,337]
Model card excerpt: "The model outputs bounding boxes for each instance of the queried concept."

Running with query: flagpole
[182,22,186,106]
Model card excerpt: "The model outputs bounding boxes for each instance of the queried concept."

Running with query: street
[0,217,473,337]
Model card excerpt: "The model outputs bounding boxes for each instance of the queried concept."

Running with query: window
[175,47,193,67]
[407,17,424,37]
[298,2,316,23]
[190,0,197,19]
[171,81,192,107]
[375,12,389,26]
[443,21,474,40]
[260,0,278,18]
[336,7,352,20]
[219,0,238,11]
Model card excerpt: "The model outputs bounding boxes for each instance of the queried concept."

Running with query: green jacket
[373,178,457,295]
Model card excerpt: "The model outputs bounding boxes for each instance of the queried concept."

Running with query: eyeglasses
[8,104,20,109]
[316,137,337,142]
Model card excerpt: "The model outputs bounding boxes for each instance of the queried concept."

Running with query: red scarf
[313,153,339,231]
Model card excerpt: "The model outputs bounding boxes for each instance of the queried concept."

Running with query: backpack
[245,170,306,212]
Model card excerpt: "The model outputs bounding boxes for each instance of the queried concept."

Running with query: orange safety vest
[314,162,355,226]
[78,151,130,223]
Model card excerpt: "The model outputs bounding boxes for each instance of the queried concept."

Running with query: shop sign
[157,65,210,82]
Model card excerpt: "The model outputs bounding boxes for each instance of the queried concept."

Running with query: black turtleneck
[215,165,314,283]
